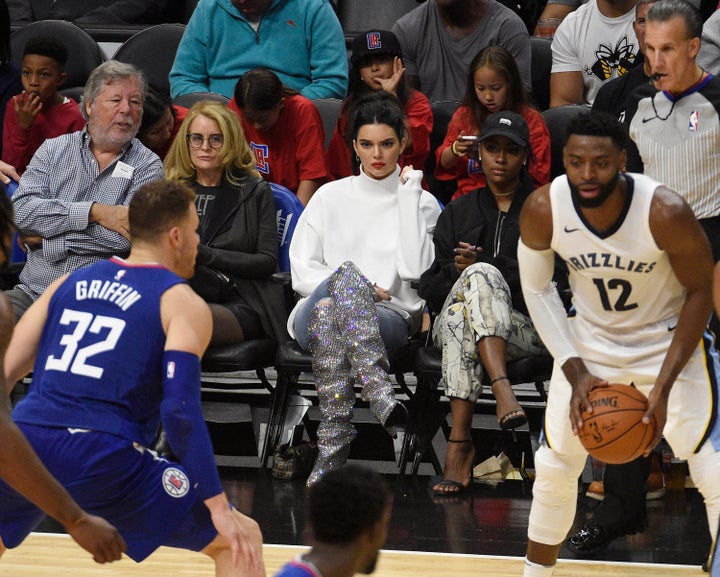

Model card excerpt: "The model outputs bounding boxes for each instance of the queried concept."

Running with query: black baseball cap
[479,111,530,148]
[350,30,403,67]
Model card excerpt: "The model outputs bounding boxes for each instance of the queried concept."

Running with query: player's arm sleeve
[517,238,579,366]
[160,350,224,502]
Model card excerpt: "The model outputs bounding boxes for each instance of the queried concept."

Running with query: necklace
[490,189,514,197]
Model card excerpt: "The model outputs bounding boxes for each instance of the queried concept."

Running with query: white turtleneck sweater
[287,166,441,337]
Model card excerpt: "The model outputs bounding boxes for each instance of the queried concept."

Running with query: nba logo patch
[367,32,382,50]
[166,361,175,379]
[689,110,699,132]
[162,467,190,498]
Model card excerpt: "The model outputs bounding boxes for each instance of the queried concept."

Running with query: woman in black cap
[419,111,565,496]
[327,29,432,180]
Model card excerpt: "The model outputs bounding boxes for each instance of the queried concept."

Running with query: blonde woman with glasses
[164,100,287,346]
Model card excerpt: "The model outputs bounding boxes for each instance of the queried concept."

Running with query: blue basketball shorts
[0,424,218,561]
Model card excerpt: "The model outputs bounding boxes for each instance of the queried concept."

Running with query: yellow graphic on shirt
[586,36,636,81]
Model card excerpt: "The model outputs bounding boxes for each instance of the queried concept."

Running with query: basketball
[577,384,655,464]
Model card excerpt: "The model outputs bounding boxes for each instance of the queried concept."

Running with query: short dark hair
[23,36,68,66]
[307,465,390,545]
[349,91,406,142]
[129,180,195,243]
[139,84,173,136]
[565,112,627,150]
[647,0,702,39]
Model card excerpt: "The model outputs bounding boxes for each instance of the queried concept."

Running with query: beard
[568,172,620,209]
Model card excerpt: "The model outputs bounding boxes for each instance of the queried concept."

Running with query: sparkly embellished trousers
[299,262,408,485]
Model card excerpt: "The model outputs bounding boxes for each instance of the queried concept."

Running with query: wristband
[451,141,461,157]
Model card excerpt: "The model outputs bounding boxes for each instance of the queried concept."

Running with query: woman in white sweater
[288,92,441,485]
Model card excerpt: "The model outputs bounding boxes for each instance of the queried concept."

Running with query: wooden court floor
[2,533,706,577]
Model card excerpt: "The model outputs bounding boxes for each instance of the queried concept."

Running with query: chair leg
[261,368,297,468]
[406,373,445,476]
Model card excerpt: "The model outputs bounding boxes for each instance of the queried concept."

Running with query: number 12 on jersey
[592,278,638,312]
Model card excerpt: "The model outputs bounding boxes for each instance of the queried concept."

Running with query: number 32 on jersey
[45,309,126,378]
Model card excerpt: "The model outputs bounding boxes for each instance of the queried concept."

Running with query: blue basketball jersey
[13,257,185,445]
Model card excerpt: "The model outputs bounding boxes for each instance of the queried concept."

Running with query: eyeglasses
[186,133,224,150]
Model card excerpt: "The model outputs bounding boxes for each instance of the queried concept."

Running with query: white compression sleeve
[517,239,578,367]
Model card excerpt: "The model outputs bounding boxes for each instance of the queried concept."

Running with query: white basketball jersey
[550,173,685,329]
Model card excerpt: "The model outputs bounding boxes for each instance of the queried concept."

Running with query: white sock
[523,557,555,577]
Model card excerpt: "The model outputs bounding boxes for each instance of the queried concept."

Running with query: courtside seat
[264,336,423,469]
[200,183,302,464]
[403,346,552,476]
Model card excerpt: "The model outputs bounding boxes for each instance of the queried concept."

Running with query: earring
[355,154,360,162]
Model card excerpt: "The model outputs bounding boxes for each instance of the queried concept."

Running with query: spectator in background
[327,29,432,181]
[273,465,392,577]
[4,60,163,320]
[593,0,655,123]
[169,0,347,101]
[392,0,531,104]
[164,101,287,347]
[435,46,550,200]
[2,37,85,175]
[550,0,638,107]
[0,0,22,160]
[7,0,168,24]
[697,9,720,74]
[137,85,187,161]
[228,68,328,206]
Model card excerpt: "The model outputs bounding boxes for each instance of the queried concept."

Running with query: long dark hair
[233,68,300,111]
[463,46,529,133]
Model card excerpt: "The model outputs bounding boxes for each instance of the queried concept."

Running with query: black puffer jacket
[419,181,566,316]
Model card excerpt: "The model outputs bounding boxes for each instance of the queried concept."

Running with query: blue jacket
[169,0,348,99]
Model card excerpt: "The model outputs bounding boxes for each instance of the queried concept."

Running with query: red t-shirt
[435,104,551,200]
[2,96,86,174]
[228,94,328,193]
[327,90,433,180]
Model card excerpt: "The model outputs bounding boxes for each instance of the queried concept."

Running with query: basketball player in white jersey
[516,111,720,576]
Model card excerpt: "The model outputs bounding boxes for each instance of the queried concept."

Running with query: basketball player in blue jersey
[0,188,126,564]
[0,180,265,576]
[516,112,720,577]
